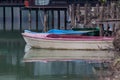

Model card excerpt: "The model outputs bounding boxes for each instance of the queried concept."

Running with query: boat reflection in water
[23,47,115,79]
[23,47,114,63]
[22,46,115,79]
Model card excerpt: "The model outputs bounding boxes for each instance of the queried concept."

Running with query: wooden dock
[0,0,120,35]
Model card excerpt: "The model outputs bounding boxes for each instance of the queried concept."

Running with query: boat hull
[22,34,113,50]
[23,48,114,62]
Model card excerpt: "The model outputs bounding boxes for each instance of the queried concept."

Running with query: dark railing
[0,7,68,32]
[0,0,24,6]
[0,0,24,3]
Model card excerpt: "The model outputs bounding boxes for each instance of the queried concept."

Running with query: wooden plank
[71,4,75,28]
[112,23,115,36]
[64,10,67,30]
[110,2,116,19]
[36,10,38,31]
[43,10,47,32]
[99,24,104,36]
[58,10,60,29]
[99,4,104,20]
[76,4,80,23]
[84,3,87,25]
[107,4,110,19]
[95,3,99,17]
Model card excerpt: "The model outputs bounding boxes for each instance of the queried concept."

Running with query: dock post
[84,3,87,26]
[111,2,116,19]
[99,4,104,21]
[96,3,99,17]
[43,10,47,32]
[99,24,104,36]
[76,4,80,24]
[106,4,110,19]
[71,4,75,28]
[58,10,60,29]
[112,23,115,36]
[116,6,120,19]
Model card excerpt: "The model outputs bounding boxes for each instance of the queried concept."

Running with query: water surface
[0,33,113,80]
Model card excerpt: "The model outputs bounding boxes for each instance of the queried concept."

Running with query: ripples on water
[0,32,114,80]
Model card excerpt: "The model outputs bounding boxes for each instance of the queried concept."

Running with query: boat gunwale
[22,33,113,41]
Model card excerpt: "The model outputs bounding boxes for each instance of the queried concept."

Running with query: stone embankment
[109,28,120,80]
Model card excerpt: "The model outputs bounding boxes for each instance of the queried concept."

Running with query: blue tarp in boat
[24,29,99,36]
[47,29,91,35]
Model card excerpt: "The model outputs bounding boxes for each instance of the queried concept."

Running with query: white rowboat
[22,31,113,50]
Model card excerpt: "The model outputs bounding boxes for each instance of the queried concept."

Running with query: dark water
[0,32,113,80]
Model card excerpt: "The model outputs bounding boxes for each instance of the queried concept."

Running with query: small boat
[22,29,113,50]
[23,48,114,62]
